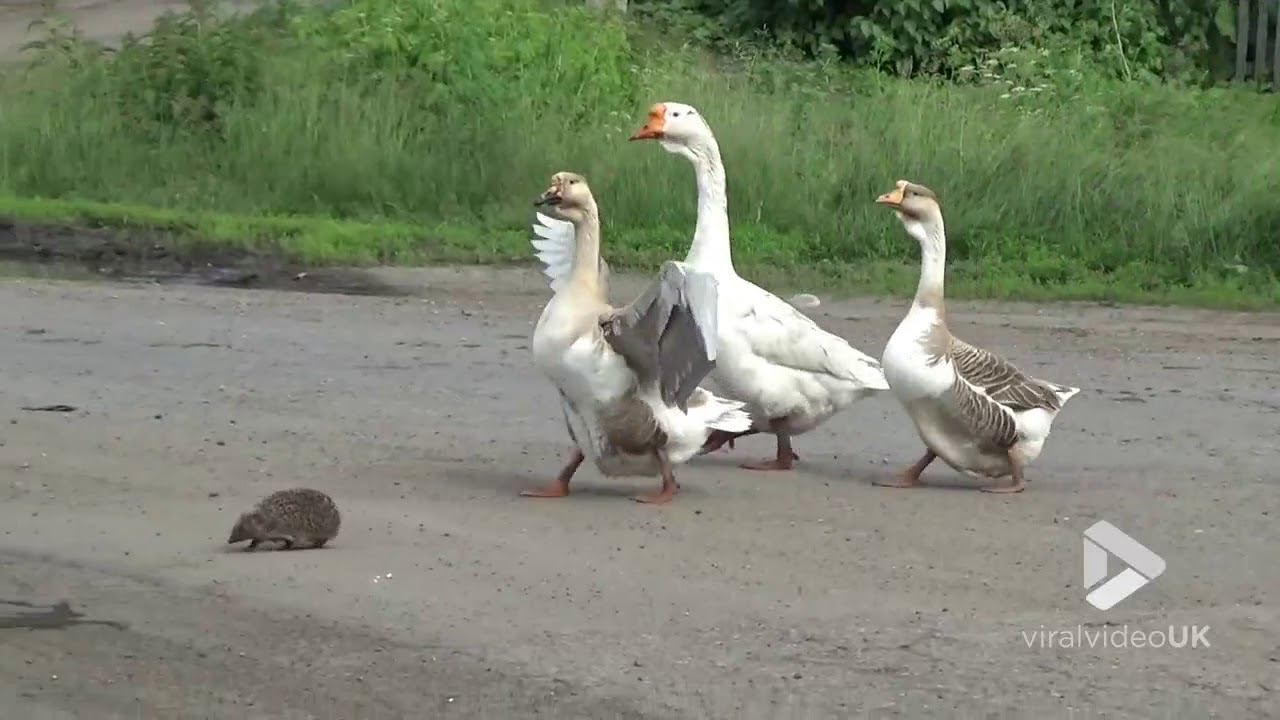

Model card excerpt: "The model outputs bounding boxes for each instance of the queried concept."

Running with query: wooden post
[1236,0,1250,82]
[1255,0,1269,85]
[1273,0,1280,90]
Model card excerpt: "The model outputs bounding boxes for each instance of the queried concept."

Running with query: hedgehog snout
[227,512,259,544]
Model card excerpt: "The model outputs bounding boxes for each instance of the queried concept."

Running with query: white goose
[628,102,889,471]
[523,171,752,504]
[874,180,1080,493]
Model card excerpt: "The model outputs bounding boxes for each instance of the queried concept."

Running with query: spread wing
[601,260,719,410]
[530,211,610,293]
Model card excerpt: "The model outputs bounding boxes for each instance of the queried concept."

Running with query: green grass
[3,194,1275,310]
[0,0,1278,309]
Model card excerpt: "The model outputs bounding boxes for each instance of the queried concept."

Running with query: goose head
[534,171,596,223]
[628,102,712,158]
[875,180,943,244]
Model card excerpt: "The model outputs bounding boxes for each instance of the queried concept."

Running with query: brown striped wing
[945,337,1065,451]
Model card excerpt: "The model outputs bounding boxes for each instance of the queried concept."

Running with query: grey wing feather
[657,265,719,408]
[949,338,1064,412]
[602,261,719,411]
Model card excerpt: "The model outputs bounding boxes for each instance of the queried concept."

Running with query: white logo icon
[1083,521,1166,610]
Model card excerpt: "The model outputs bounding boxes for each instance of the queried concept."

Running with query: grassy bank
[3,194,1274,309]
[0,0,1277,308]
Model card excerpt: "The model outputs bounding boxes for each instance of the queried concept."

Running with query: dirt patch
[0,218,411,296]
[0,0,272,61]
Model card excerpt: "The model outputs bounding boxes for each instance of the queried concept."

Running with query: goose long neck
[684,136,733,272]
[914,218,947,312]
[567,200,604,297]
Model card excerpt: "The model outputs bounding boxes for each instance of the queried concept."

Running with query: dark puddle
[0,218,411,297]
[0,599,127,631]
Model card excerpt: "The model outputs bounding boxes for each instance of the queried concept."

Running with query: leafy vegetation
[636,0,1240,82]
[0,0,1277,307]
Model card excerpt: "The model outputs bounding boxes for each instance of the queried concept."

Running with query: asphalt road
[1,2,1276,717]
[0,266,1276,719]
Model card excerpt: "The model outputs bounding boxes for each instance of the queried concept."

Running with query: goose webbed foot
[981,479,1026,494]
[521,448,584,498]
[739,456,796,471]
[739,418,798,472]
[874,449,936,488]
[632,450,678,505]
[981,450,1026,494]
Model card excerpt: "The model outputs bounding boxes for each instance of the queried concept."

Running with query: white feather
[686,388,753,434]
[530,211,610,292]
[530,211,574,291]
[707,274,891,434]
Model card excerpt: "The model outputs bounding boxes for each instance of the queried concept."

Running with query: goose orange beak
[875,180,908,207]
[629,103,666,141]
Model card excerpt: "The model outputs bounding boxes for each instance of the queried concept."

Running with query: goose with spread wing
[874,180,1081,493]
[628,102,890,471]
[523,171,751,504]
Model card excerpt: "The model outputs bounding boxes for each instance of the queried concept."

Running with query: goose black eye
[672,111,681,117]
[569,179,578,185]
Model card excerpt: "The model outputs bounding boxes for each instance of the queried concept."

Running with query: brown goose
[875,180,1081,493]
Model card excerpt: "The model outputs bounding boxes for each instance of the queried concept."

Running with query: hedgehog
[227,488,341,551]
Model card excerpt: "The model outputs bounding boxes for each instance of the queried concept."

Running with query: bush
[1,0,639,216]
[110,0,277,133]
[290,0,636,117]
[634,0,1241,83]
